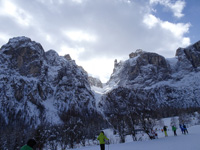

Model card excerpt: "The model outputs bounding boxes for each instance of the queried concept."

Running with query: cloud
[0,1,32,27]
[150,0,186,18]
[143,13,190,48]
[161,21,190,38]
[0,0,191,82]
[0,32,10,43]
[63,30,97,42]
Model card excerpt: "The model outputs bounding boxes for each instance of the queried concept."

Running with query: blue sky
[0,0,199,82]
[151,0,200,44]
[183,0,200,43]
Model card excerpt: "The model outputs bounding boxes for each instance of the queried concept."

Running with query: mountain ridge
[97,40,200,122]
[1,36,200,149]
[0,36,98,127]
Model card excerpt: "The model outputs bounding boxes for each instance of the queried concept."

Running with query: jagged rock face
[101,41,200,119]
[108,50,170,87]
[64,54,72,61]
[129,49,143,58]
[1,37,44,77]
[100,82,200,119]
[176,41,200,70]
[88,76,103,88]
[0,36,96,126]
[100,87,141,115]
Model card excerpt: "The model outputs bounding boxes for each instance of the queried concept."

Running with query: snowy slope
[73,125,200,150]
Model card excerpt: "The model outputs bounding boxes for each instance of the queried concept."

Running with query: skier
[163,126,168,137]
[97,131,109,150]
[172,125,177,136]
[179,124,184,134]
[183,124,188,134]
[20,139,37,150]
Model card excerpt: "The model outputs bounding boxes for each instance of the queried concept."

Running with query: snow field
[72,125,200,150]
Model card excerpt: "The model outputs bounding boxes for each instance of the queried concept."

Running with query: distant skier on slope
[20,139,37,150]
[163,126,168,137]
[183,124,189,134]
[172,125,177,136]
[179,124,184,134]
[97,131,109,150]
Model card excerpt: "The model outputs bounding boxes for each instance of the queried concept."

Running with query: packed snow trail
[73,125,200,150]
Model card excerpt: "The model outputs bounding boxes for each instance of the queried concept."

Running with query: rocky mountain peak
[175,40,200,70]
[100,41,200,134]
[129,49,144,58]
[108,50,170,88]
[88,76,103,88]
[0,36,98,127]
[64,54,72,61]
[0,36,45,77]
[193,40,200,51]
[1,36,44,55]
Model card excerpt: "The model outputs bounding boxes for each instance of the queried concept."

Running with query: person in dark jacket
[20,139,37,150]
[183,124,189,134]
[97,131,109,150]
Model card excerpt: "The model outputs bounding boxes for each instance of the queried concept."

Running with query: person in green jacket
[172,125,177,136]
[97,131,109,150]
[20,139,37,150]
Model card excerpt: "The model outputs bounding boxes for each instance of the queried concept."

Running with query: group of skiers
[162,125,177,137]
[162,124,188,137]
[20,125,188,150]
[179,124,189,134]
[148,123,189,140]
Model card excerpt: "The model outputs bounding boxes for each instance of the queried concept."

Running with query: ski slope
[73,125,200,150]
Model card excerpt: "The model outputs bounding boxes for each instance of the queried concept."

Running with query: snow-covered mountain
[1,36,200,149]
[0,36,98,127]
[98,41,200,119]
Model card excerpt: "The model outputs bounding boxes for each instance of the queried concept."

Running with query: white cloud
[150,0,185,18]
[77,57,115,83]
[0,33,10,43]
[72,0,84,4]
[60,45,85,60]
[142,13,190,55]
[171,0,185,18]
[0,0,191,82]
[161,21,190,38]
[181,37,190,46]
[0,1,32,27]
[64,30,97,42]
[36,0,64,5]
[143,14,190,39]
[143,14,160,28]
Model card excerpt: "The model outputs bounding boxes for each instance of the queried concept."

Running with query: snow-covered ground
[72,125,200,150]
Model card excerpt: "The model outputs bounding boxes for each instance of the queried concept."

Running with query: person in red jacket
[97,131,109,150]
